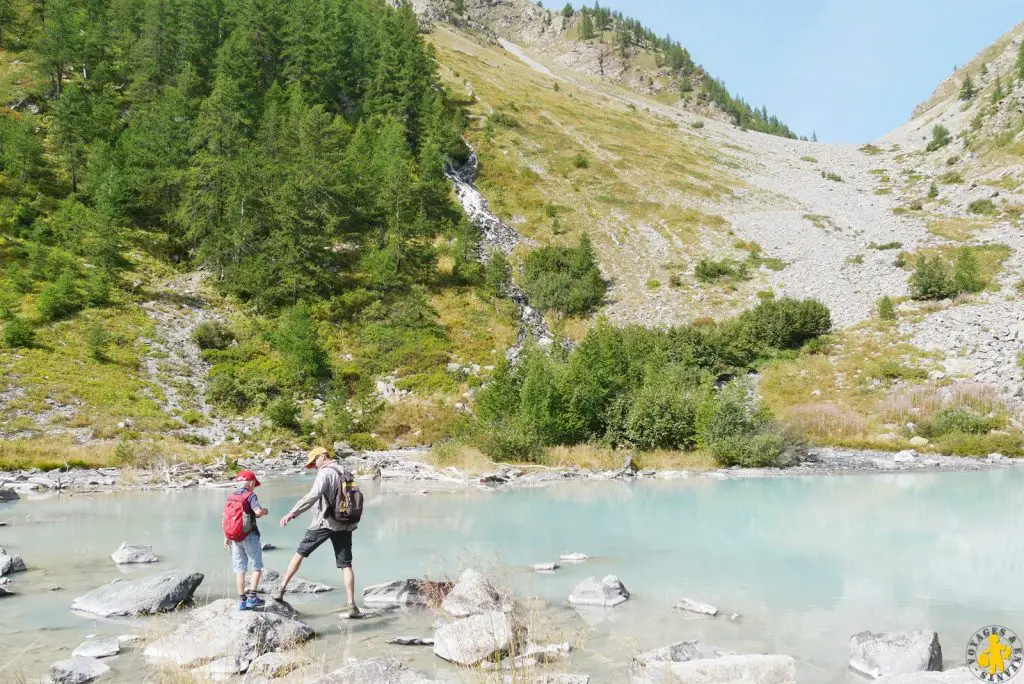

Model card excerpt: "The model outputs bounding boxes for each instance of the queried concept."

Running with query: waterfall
[445,149,554,360]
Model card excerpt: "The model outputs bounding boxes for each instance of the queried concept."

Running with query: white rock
[674,597,719,616]
[111,542,158,564]
[49,657,110,684]
[568,575,630,607]
[531,562,560,572]
[434,610,519,666]
[849,630,942,679]
[72,637,121,658]
[908,436,930,448]
[441,568,511,617]
[559,552,589,562]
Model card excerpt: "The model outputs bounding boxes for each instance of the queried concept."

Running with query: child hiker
[222,470,269,610]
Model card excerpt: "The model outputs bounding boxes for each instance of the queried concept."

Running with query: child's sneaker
[245,595,266,610]
[238,594,250,611]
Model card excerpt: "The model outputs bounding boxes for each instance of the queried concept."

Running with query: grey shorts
[295,528,353,568]
[231,533,263,573]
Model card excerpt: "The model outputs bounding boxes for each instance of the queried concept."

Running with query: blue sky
[588,0,1022,143]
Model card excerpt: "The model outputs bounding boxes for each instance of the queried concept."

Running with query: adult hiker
[222,470,269,610]
[277,446,364,617]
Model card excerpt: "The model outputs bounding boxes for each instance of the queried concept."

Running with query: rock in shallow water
[442,568,512,617]
[0,487,18,502]
[260,568,333,594]
[72,637,121,658]
[568,575,630,607]
[362,578,451,607]
[434,610,521,666]
[874,668,976,683]
[110,541,158,564]
[629,641,796,684]
[246,651,305,678]
[71,570,203,617]
[49,656,110,684]
[674,597,719,616]
[0,547,26,576]
[143,597,314,668]
[849,630,942,678]
[314,656,439,683]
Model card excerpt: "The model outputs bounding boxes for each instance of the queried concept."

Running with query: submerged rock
[0,547,26,576]
[530,562,560,572]
[629,640,796,684]
[568,575,630,607]
[0,487,18,502]
[143,597,314,669]
[674,597,719,616]
[71,570,203,617]
[72,637,121,658]
[387,636,435,646]
[516,676,590,684]
[442,568,512,617]
[111,542,158,564]
[260,568,333,594]
[849,630,942,678]
[49,656,110,684]
[434,610,521,666]
[315,656,438,683]
[362,578,452,607]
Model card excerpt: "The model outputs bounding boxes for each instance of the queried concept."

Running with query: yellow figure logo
[979,634,1013,675]
[967,626,1022,681]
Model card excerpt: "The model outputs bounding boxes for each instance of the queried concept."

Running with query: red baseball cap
[235,470,261,487]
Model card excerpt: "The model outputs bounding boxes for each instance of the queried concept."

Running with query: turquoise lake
[2,468,1023,682]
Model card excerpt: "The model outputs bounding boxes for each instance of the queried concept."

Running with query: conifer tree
[959,74,976,101]
[579,10,594,40]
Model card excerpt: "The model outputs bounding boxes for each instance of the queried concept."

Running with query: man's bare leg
[273,553,304,600]
[343,566,359,615]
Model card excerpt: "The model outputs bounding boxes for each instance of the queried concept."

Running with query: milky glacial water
[2,469,1023,683]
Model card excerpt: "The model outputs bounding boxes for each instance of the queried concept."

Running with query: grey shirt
[287,463,357,532]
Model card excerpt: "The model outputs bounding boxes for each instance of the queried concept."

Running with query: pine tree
[877,296,895,321]
[1019,41,1024,80]
[992,75,1005,103]
[953,248,983,294]
[38,0,85,96]
[959,74,976,101]
[579,10,594,40]
[562,2,573,17]
[0,0,17,47]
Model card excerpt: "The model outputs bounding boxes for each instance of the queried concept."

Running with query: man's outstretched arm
[280,471,326,526]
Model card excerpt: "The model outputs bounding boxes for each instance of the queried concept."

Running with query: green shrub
[967,198,997,215]
[694,258,749,283]
[37,271,82,322]
[926,125,951,152]
[84,268,112,307]
[276,305,330,387]
[869,241,902,250]
[348,432,386,451]
[908,200,923,211]
[922,408,993,437]
[192,320,235,350]
[877,296,896,320]
[709,431,789,468]
[821,170,843,182]
[572,152,590,169]
[2,316,34,348]
[520,234,606,315]
[266,396,300,430]
[909,255,955,300]
[114,441,135,465]
[87,323,109,361]
[691,120,704,129]
[927,182,939,198]
[484,252,511,298]
[953,248,984,294]
[624,383,703,450]
[939,171,963,184]
[738,297,832,350]
[669,273,682,288]
[480,422,543,462]
[645,279,661,289]
[874,360,928,380]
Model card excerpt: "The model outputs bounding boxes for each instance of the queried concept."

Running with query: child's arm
[249,492,269,518]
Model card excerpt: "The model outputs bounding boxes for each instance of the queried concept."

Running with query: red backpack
[222,491,255,542]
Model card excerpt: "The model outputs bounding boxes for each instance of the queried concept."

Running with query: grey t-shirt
[287,463,357,532]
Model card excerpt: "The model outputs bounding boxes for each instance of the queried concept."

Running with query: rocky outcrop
[110,542,158,564]
[0,487,18,501]
[568,575,630,607]
[260,568,333,595]
[0,547,26,576]
[442,568,512,617]
[362,578,452,607]
[71,570,204,617]
[434,610,522,666]
[72,637,121,658]
[314,656,439,683]
[143,598,315,669]
[0,577,12,596]
[849,631,943,679]
[246,652,305,679]
[629,641,797,684]
[49,657,110,684]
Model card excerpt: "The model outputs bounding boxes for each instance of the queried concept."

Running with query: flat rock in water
[560,553,589,562]
[0,487,18,502]
[0,577,12,596]
[531,562,559,572]
[50,656,110,684]
[260,568,333,594]
[143,598,314,669]
[629,641,795,684]
[110,542,158,564]
[849,630,942,678]
[72,637,121,658]
[247,651,305,679]
[441,568,511,617]
[875,668,977,683]
[434,610,520,666]
[71,570,204,617]
[0,550,26,576]
[362,578,451,607]
[387,636,434,646]
[314,656,438,683]
[568,575,630,607]
[337,607,392,621]
[674,597,719,616]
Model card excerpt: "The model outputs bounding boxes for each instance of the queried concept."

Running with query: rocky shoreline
[0,444,1019,498]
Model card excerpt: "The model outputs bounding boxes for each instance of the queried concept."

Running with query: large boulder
[246,651,305,679]
[875,669,977,683]
[362,578,452,607]
[0,577,12,596]
[71,570,204,617]
[191,656,245,682]
[629,641,796,684]
[314,656,438,683]
[568,575,630,607]
[0,487,18,502]
[0,547,26,576]
[49,657,110,684]
[260,568,333,595]
[111,542,158,564]
[849,631,943,678]
[442,568,512,617]
[72,637,121,658]
[434,610,521,666]
[143,598,315,669]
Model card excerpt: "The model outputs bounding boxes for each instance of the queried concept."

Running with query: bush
[84,268,112,307]
[909,255,955,300]
[821,171,843,182]
[481,422,543,462]
[922,408,993,437]
[192,320,235,350]
[953,248,984,294]
[483,252,511,298]
[572,152,590,169]
[869,241,902,250]
[87,323,109,361]
[738,297,832,350]
[276,305,330,388]
[967,198,997,215]
[927,182,939,198]
[939,172,963,184]
[3,316,34,348]
[709,431,789,468]
[624,383,702,450]
[37,271,82,322]
[348,432,386,451]
[520,234,607,315]
[694,258,749,283]
[926,125,950,152]
[691,121,704,129]
[265,396,300,430]
[878,296,896,320]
